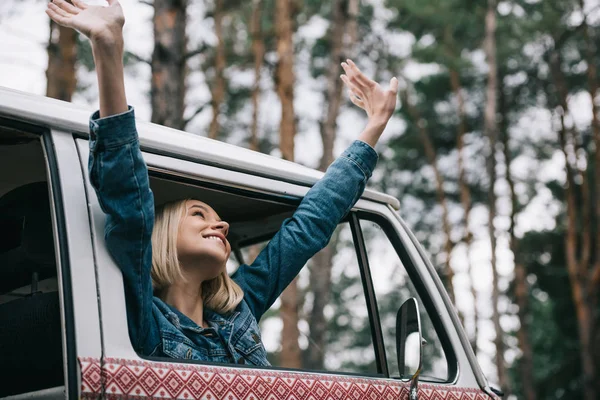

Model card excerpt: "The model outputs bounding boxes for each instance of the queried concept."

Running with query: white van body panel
[50,131,103,359]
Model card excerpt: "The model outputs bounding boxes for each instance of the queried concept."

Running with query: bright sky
[3,0,596,393]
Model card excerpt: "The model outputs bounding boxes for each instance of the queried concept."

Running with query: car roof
[0,86,399,209]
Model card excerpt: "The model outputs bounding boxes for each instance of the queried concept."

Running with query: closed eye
[193,211,204,218]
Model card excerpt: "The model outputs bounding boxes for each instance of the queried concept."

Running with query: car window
[0,127,64,396]
[359,218,449,381]
[229,221,378,375]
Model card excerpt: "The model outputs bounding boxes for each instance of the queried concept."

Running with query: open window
[0,121,64,397]
[149,173,380,375]
[357,214,452,382]
[145,170,453,380]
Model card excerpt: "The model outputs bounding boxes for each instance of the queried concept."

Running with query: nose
[213,220,229,236]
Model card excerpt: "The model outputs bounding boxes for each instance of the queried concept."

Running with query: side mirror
[396,298,424,400]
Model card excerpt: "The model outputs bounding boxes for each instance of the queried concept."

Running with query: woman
[46,0,398,365]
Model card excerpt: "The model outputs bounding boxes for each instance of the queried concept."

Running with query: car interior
[0,124,63,398]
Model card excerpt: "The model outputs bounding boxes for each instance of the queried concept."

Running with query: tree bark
[275,0,296,162]
[579,6,600,393]
[401,90,457,304]
[318,0,345,171]
[151,0,187,130]
[305,0,360,371]
[484,0,509,395]
[275,0,300,369]
[550,45,598,400]
[46,14,77,101]
[305,245,335,369]
[449,68,477,351]
[499,80,536,400]
[208,0,226,140]
[249,0,265,152]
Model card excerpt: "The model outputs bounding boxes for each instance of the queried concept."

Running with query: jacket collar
[153,297,237,332]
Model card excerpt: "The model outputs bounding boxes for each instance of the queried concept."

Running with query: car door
[75,136,495,400]
[0,120,102,400]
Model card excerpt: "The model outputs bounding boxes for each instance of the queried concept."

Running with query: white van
[0,87,500,400]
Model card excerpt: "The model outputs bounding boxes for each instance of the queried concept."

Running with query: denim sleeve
[88,107,159,356]
[232,140,378,321]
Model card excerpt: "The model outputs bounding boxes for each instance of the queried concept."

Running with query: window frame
[354,210,459,383]
[348,213,389,377]
[43,129,78,399]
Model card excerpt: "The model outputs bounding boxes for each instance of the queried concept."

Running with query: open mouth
[205,235,226,248]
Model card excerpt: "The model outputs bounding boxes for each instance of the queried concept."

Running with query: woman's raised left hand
[340,59,398,126]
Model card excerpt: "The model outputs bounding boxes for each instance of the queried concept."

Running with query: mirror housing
[396,298,424,400]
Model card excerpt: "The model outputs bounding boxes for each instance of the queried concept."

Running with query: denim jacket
[88,107,378,366]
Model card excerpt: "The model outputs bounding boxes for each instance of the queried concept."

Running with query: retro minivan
[0,87,500,400]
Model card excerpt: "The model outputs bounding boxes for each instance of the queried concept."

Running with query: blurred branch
[185,44,209,60]
[183,103,208,129]
[125,51,150,65]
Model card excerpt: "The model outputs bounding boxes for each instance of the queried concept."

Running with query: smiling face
[175,200,231,281]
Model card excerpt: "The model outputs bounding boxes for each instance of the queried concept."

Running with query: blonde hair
[151,199,244,314]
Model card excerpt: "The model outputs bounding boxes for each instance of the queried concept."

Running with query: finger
[71,0,89,9]
[389,77,399,93]
[52,0,79,14]
[48,3,70,20]
[347,89,363,102]
[46,7,70,26]
[341,62,369,91]
[340,74,365,96]
[347,59,376,88]
[106,0,120,5]
[349,93,365,109]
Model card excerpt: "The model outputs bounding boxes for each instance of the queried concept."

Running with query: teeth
[206,236,224,245]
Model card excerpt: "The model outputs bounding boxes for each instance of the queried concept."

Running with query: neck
[162,280,207,328]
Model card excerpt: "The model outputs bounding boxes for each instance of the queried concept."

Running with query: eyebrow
[189,204,222,222]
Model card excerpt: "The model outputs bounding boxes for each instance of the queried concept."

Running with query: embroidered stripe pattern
[80,357,493,400]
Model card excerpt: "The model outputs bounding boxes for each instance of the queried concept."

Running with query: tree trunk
[208,0,226,140]
[499,80,536,400]
[484,0,509,395]
[151,0,187,130]
[401,90,456,304]
[318,0,345,171]
[275,0,300,369]
[275,0,295,162]
[305,0,360,371]
[249,0,265,152]
[550,46,598,400]
[579,5,600,395]
[449,68,476,348]
[345,0,360,49]
[46,15,77,101]
[306,245,335,369]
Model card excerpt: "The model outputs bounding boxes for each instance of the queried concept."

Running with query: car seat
[0,182,64,397]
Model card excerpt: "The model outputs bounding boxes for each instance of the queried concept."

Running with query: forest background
[1,0,600,399]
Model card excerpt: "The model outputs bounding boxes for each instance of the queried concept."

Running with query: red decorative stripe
[79,357,492,400]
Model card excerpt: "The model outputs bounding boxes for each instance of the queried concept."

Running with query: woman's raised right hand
[46,0,124,46]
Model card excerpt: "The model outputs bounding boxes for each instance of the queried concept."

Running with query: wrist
[358,119,387,148]
[91,29,124,54]
[366,117,388,131]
